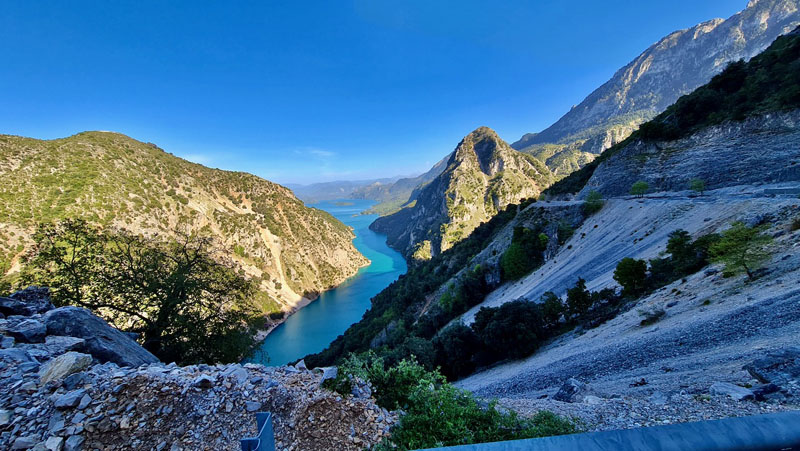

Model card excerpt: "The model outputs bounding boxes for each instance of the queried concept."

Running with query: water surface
[251,199,406,366]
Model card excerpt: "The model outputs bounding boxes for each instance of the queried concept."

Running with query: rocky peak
[512,0,799,176]
[452,126,506,176]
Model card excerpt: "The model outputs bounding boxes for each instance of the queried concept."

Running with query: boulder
[193,374,215,389]
[710,382,755,401]
[315,366,338,385]
[553,378,589,403]
[54,389,87,410]
[43,307,158,367]
[39,352,93,384]
[7,318,47,343]
[64,435,84,451]
[752,383,781,401]
[0,286,54,317]
[44,436,64,451]
[744,348,800,385]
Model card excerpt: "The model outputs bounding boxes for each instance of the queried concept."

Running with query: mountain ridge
[0,131,369,314]
[513,0,800,177]
[371,126,553,260]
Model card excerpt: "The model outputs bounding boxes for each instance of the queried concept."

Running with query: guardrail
[240,412,275,451]
[415,410,800,451]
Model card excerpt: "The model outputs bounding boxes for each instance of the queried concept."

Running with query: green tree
[23,219,259,364]
[613,258,648,297]
[630,181,649,198]
[566,277,592,315]
[583,190,605,215]
[710,222,772,280]
[539,291,564,330]
[500,227,549,281]
[689,178,706,195]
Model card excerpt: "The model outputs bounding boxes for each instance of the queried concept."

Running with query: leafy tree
[689,178,706,195]
[583,190,605,215]
[22,219,259,364]
[613,258,648,297]
[433,324,481,379]
[472,300,545,361]
[539,292,564,330]
[630,181,649,198]
[566,277,592,315]
[710,221,772,279]
[500,227,549,280]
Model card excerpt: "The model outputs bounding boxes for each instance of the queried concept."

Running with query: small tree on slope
[710,221,772,280]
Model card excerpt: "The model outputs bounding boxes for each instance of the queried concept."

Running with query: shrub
[689,178,706,195]
[630,181,649,198]
[327,353,578,450]
[566,277,592,315]
[639,308,666,326]
[500,227,549,281]
[472,300,546,361]
[433,324,481,379]
[613,258,648,297]
[22,219,259,364]
[710,221,772,280]
[582,190,605,215]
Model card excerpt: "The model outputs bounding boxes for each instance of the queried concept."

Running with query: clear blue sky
[1,1,745,184]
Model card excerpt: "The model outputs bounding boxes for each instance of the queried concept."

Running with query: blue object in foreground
[240,412,275,451]
[417,410,800,451]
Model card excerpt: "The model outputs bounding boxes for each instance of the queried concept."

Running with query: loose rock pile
[0,288,396,450]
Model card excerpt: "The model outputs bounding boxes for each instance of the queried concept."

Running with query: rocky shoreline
[0,288,395,451]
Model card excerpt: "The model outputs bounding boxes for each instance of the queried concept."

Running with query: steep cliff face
[0,132,368,313]
[371,127,553,260]
[578,110,800,198]
[513,0,800,176]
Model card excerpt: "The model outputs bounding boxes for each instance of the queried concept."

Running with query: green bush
[327,353,578,450]
[613,258,648,297]
[630,181,649,198]
[500,227,549,281]
[689,178,706,195]
[566,277,592,315]
[582,190,605,215]
[472,300,546,361]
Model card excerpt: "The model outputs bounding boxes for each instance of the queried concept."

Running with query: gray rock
[193,374,214,389]
[295,359,308,371]
[0,409,11,426]
[7,318,47,343]
[245,401,261,412]
[44,436,64,451]
[0,347,37,363]
[44,336,86,354]
[77,394,92,410]
[0,286,54,317]
[744,347,800,385]
[752,383,781,401]
[553,378,589,403]
[39,352,93,384]
[63,435,84,451]
[55,389,88,410]
[316,366,338,385]
[1,336,15,348]
[709,382,755,401]
[11,436,37,450]
[43,307,158,367]
[62,373,89,391]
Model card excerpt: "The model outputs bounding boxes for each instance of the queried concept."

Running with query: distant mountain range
[512,0,800,178]
[371,127,553,260]
[0,132,368,313]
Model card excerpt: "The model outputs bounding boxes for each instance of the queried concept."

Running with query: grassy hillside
[0,132,368,312]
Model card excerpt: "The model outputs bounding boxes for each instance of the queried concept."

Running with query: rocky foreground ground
[0,288,396,451]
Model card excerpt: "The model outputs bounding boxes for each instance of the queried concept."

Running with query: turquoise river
[251,199,407,366]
